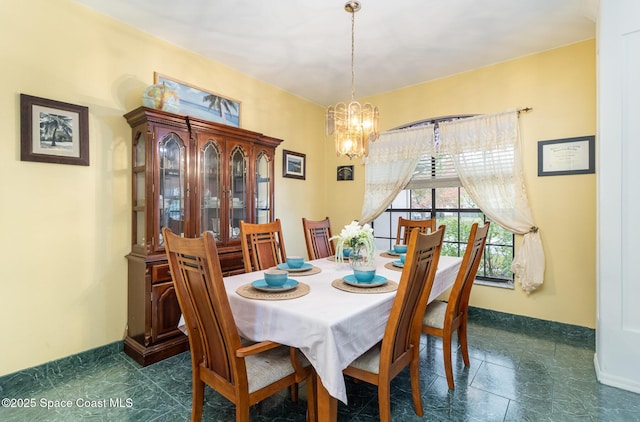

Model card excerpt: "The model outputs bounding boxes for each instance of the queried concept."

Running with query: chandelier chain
[325,0,379,159]
[351,9,355,101]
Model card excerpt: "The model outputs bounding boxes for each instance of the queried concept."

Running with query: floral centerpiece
[331,220,376,265]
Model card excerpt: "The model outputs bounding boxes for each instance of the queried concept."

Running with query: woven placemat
[379,252,400,259]
[326,256,350,262]
[236,281,310,300]
[268,266,322,276]
[384,262,403,272]
[331,279,398,294]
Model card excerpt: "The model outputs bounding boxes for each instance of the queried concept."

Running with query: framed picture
[282,150,306,180]
[538,136,595,176]
[20,94,89,166]
[155,72,241,127]
[337,165,354,181]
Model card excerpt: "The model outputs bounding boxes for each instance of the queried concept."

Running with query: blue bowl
[353,269,376,283]
[393,244,408,254]
[400,254,406,263]
[286,256,305,269]
[264,269,288,287]
[342,247,353,258]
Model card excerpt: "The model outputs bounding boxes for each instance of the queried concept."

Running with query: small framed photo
[538,136,595,176]
[282,150,306,180]
[20,94,89,166]
[337,165,354,181]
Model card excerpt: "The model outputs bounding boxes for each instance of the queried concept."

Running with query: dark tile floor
[2,308,639,421]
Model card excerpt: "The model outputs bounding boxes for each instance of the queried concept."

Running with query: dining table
[217,250,463,422]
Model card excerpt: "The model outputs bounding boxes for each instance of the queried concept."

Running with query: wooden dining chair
[301,217,335,260]
[422,221,490,390]
[396,216,436,245]
[343,227,445,422]
[239,219,287,273]
[162,228,316,422]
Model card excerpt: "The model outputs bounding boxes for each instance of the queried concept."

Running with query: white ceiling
[74,0,597,106]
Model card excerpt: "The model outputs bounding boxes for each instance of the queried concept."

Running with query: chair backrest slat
[447,222,490,320]
[384,227,444,364]
[163,228,245,386]
[302,217,335,260]
[240,219,287,272]
[396,217,436,245]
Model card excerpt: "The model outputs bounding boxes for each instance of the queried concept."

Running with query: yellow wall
[0,0,325,376]
[327,40,597,328]
[0,0,595,376]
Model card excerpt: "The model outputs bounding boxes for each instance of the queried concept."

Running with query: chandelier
[326,1,379,159]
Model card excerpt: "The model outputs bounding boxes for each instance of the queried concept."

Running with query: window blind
[406,153,461,189]
[394,116,478,190]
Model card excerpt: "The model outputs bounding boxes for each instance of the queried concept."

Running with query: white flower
[331,221,375,263]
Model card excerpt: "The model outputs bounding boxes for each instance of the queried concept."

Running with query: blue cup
[286,256,305,269]
[264,269,288,287]
[342,247,353,258]
[353,269,376,283]
[393,244,408,254]
[400,254,406,264]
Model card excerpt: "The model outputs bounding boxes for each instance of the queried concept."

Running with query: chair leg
[378,381,392,422]
[191,379,205,422]
[410,354,424,416]
[290,383,299,402]
[443,331,455,390]
[305,371,318,422]
[235,404,250,422]
[459,316,470,367]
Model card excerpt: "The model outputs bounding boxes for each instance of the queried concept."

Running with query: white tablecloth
[222,253,462,404]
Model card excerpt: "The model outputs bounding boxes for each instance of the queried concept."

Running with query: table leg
[316,376,337,422]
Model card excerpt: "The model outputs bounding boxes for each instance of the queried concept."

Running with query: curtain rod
[390,108,533,132]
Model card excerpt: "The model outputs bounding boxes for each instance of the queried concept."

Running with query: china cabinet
[123,106,281,365]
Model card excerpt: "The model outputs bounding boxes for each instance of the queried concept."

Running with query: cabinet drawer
[151,263,172,283]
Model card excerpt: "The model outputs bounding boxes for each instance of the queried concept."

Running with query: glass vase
[350,243,374,271]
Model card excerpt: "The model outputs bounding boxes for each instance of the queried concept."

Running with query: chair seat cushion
[347,342,382,374]
[423,300,447,329]
[245,346,308,393]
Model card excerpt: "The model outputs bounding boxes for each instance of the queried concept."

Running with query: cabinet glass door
[133,132,146,248]
[229,145,247,241]
[158,133,185,246]
[200,141,222,241]
[256,152,271,224]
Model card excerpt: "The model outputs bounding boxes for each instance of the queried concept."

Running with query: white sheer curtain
[439,110,545,294]
[360,125,435,224]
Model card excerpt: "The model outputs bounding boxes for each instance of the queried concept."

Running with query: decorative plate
[392,260,404,268]
[386,249,401,256]
[342,274,388,288]
[251,279,299,292]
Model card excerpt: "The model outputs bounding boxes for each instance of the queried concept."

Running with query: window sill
[474,279,515,290]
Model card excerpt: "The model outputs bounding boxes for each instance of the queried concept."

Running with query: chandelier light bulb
[326,1,379,160]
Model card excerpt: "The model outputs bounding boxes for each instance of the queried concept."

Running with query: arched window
[372,116,515,285]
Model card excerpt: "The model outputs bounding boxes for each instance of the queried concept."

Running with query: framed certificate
[538,136,595,176]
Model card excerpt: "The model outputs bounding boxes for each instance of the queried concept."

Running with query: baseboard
[594,353,640,394]
[467,306,596,346]
[0,341,123,383]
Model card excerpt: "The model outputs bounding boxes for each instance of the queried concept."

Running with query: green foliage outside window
[374,187,514,282]
[437,214,514,281]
